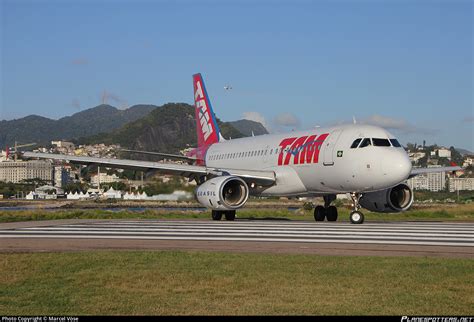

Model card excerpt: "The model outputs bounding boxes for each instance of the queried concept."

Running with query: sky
[1,0,473,150]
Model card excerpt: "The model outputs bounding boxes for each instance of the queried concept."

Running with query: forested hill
[78,103,269,154]
[0,104,155,148]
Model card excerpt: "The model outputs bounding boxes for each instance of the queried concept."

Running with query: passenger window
[372,138,391,147]
[390,139,402,147]
[359,138,372,148]
[350,138,362,149]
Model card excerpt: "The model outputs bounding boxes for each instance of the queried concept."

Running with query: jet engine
[359,183,414,213]
[196,176,249,210]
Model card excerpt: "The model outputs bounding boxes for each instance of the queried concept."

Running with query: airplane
[22,73,461,224]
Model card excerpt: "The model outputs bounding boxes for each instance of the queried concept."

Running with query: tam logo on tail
[194,80,214,141]
[193,74,220,148]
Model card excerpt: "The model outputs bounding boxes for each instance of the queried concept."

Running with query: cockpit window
[350,138,362,149]
[390,139,402,147]
[359,138,372,148]
[372,138,391,147]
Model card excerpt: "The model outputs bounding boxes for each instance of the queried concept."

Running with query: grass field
[0,251,472,315]
[0,203,473,223]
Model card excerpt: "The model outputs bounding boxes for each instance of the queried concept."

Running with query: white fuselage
[205,124,412,197]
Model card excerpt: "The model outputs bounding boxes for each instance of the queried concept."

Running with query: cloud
[242,111,269,129]
[363,115,409,131]
[463,116,474,123]
[101,90,128,109]
[71,99,81,110]
[71,58,89,65]
[273,112,301,128]
[361,114,438,135]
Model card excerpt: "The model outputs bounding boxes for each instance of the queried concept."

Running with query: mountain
[0,104,155,148]
[79,103,269,154]
[455,148,473,156]
[228,119,268,137]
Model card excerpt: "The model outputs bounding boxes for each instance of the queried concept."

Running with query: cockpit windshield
[350,138,362,148]
[390,139,402,147]
[372,138,391,147]
[359,138,372,148]
[350,137,402,148]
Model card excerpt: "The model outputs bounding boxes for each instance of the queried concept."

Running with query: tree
[21,178,49,187]
[64,182,89,193]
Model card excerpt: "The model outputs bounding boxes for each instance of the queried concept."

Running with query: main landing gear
[314,195,338,222]
[313,193,365,224]
[211,210,236,221]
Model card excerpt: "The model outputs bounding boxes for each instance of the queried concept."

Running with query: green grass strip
[0,251,473,315]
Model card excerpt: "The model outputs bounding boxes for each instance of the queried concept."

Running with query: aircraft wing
[118,149,196,162]
[408,166,462,179]
[22,152,276,186]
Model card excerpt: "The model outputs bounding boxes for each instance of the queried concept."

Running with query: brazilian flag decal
[337,151,343,157]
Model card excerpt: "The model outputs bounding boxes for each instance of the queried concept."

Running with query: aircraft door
[323,129,343,166]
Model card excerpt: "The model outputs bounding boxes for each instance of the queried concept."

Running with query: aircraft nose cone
[396,152,412,180]
[382,150,412,183]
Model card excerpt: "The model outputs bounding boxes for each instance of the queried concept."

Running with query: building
[463,156,474,168]
[90,172,120,187]
[51,141,75,149]
[53,165,72,188]
[437,148,451,159]
[408,152,426,164]
[0,160,53,184]
[407,166,446,192]
[449,177,474,192]
[427,170,446,191]
[0,150,8,162]
[407,175,428,191]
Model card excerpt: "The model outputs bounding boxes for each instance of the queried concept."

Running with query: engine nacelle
[359,183,414,213]
[196,176,249,210]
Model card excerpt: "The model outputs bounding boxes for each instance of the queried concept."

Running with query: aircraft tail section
[193,73,221,148]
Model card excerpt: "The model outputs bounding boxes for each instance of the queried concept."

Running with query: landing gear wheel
[225,211,236,221]
[314,206,326,221]
[326,206,338,222]
[350,211,364,224]
[211,210,222,221]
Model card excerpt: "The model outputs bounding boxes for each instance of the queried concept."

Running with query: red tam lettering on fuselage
[277,133,329,166]
[284,136,308,165]
[278,137,297,166]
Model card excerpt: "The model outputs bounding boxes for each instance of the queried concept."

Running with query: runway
[0,219,473,258]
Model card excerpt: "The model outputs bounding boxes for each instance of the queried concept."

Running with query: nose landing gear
[349,192,364,224]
